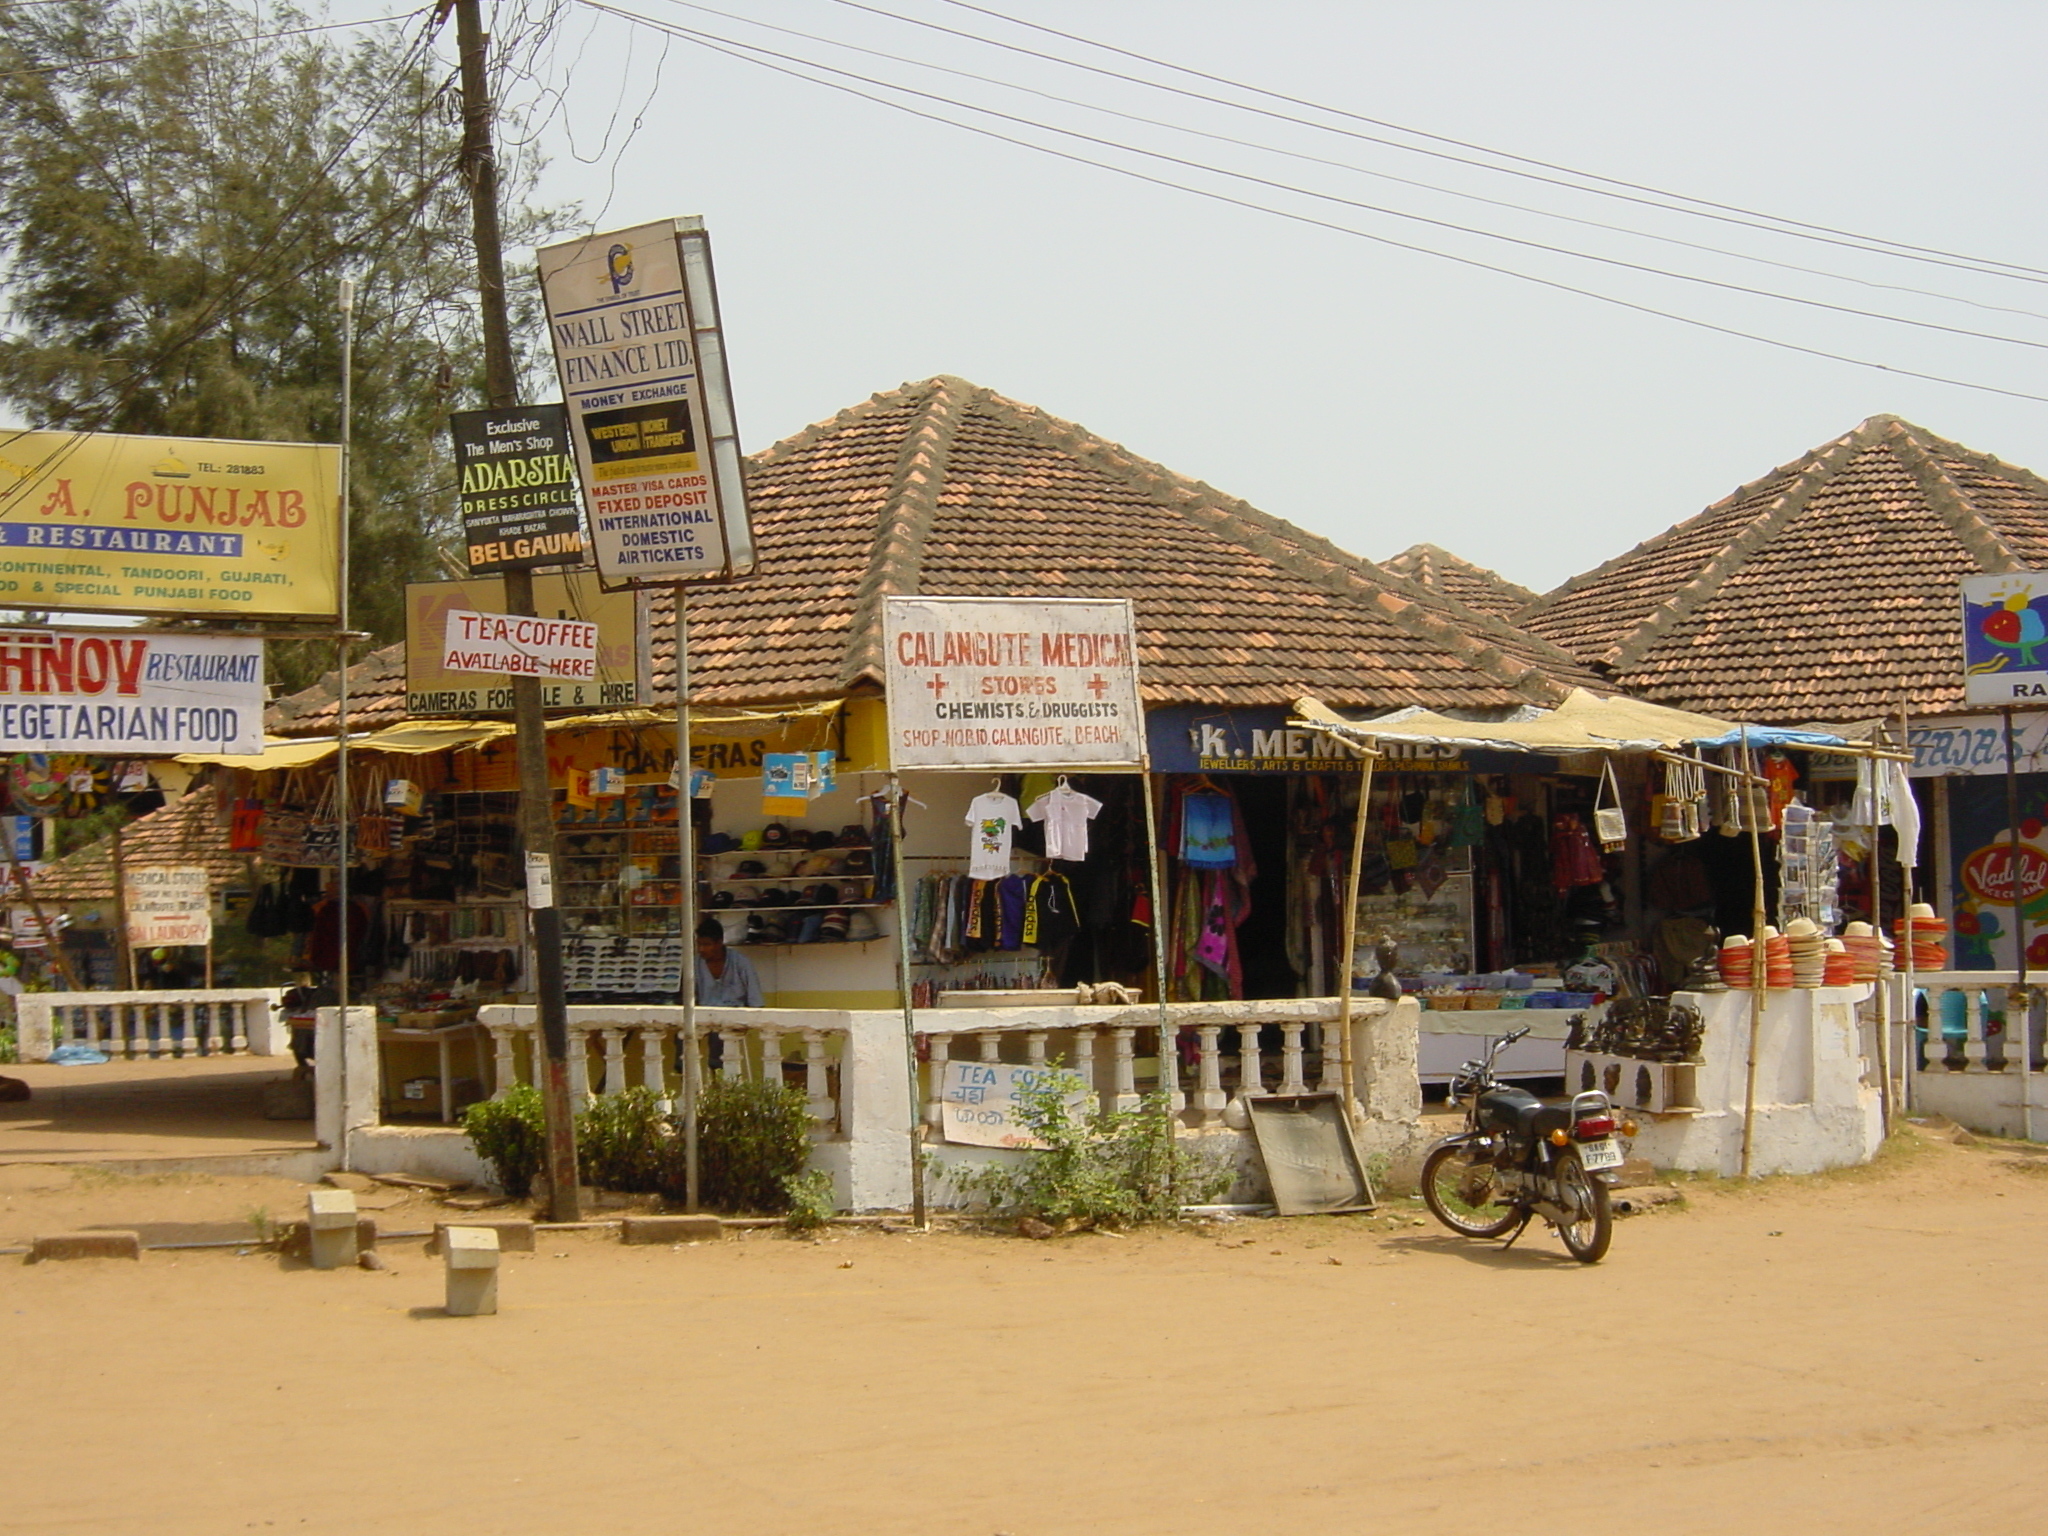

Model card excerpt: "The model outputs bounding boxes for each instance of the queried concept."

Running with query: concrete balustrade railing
[475,1005,850,1136]
[15,989,287,1062]
[1894,971,2047,1139]
[468,997,1422,1209]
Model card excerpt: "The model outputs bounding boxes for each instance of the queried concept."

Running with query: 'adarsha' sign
[450,405,586,574]
[441,609,599,681]
[0,628,263,752]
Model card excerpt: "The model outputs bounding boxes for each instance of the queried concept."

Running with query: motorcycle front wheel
[1420,1142,1521,1239]
[1553,1147,1613,1263]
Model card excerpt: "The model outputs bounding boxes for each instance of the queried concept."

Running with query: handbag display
[1592,758,1628,852]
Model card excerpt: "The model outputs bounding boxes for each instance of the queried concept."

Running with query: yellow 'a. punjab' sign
[0,429,340,620]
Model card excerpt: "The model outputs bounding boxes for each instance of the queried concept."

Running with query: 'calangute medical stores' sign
[0,628,263,751]
[536,217,754,585]
[882,597,1145,770]
[0,429,339,619]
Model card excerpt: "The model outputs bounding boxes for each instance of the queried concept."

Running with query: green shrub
[951,1069,1233,1229]
[576,1087,670,1193]
[663,1076,813,1214]
[782,1168,837,1233]
[461,1084,547,1198]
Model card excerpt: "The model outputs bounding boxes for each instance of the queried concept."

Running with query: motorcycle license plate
[1577,1137,1623,1170]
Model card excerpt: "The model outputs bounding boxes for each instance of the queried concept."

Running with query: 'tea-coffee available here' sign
[440,609,598,682]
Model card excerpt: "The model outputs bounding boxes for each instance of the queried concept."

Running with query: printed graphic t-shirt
[965,791,1022,879]
[1026,785,1104,861]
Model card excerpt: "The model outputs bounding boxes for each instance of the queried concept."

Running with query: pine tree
[0,0,560,683]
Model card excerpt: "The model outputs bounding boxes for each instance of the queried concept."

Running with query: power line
[577,0,2048,407]
[831,0,2048,289]
[651,0,2048,329]
[597,3,2048,362]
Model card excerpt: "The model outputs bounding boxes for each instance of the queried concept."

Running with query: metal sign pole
[885,773,927,1228]
[1335,746,1381,1119]
[2004,707,2032,1141]
[1740,726,1767,1180]
[674,588,703,1211]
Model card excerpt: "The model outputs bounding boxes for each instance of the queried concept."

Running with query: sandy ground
[0,1054,317,1162]
[4,1133,2047,1535]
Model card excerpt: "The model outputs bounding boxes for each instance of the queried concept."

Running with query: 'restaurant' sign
[536,217,754,586]
[881,597,1145,770]
[0,429,338,619]
[450,404,586,574]
[0,627,263,752]
[441,608,599,681]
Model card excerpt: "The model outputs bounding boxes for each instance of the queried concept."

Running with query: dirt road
[5,1133,2045,1535]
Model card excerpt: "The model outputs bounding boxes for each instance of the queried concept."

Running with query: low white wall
[16,988,285,1061]
[1569,987,1883,1177]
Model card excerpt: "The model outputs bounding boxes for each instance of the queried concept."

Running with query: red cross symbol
[1085,674,1109,698]
[925,674,949,697]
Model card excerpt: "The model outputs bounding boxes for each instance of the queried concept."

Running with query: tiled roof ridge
[1515,420,1880,656]
[979,393,1578,705]
[1884,418,2031,571]
[1383,542,1540,606]
[839,376,980,690]
[271,640,405,733]
[1599,418,1896,675]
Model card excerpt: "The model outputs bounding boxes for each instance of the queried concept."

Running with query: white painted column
[1316,1020,1343,1093]
[639,1026,667,1096]
[803,1030,835,1129]
[978,1030,1002,1065]
[924,1033,952,1134]
[1279,1021,1308,1095]
[1111,1026,1139,1110]
[1073,1029,1100,1113]
[720,1028,745,1082]
[1236,1023,1263,1101]
[490,1028,519,1098]
[756,1026,783,1094]
[1024,1031,1048,1071]
[601,1028,629,1095]
[1193,1024,1227,1125]
[567,1027,591,1101]
[1963,989,1990,1072]
[1159,1022,1184,1113]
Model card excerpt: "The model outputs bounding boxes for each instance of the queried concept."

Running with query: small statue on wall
[1368,937,1404,1002]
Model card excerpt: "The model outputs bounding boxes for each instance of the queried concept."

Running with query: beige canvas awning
[1291,688,1749,754]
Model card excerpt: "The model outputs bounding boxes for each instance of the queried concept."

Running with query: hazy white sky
[421,0,2048,596]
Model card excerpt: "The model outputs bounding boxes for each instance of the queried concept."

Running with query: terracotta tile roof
[277,377,1603,732]
[26,791,246,902]
[1517,416,2048,722]
[1381,544,1539,619]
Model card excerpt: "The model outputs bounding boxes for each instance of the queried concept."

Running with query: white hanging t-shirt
[1026,785,1104,861]
[964,791,1023,879]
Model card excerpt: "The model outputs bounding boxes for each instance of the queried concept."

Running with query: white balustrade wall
[15,989,287,1062]
[468,997,1421,1209]
[1900,971,2048,1140]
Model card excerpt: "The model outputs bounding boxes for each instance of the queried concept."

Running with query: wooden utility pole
[454,0,579,1221]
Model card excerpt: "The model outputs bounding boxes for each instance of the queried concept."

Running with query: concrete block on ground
[428,1219,534,1256]
[30,1231,142,1262]
[442,1225,500,1317]
[280,1216,377,1264]
[621,1214,725,1245]
[307,1188,359,1270]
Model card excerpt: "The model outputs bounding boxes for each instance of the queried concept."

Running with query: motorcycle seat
[1478,1087,1572,1138]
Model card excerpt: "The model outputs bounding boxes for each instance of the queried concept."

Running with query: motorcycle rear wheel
[1420,1142,1521,1239]
[1554,1147,1613,1263]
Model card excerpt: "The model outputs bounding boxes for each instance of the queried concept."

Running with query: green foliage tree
[0,0,561,682]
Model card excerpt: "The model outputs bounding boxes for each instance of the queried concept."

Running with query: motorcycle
[1419,1025,1634,1263]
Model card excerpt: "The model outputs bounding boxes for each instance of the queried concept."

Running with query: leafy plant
[951,1069,1233,1230]
[782,1168,837,1234]
[664,1076,814,1214]
[576,1088,670,1194]
[461,1084,547,1199]
[0,1022,15,1066]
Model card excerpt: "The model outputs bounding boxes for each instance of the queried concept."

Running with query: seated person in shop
[696,917,763,1008]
